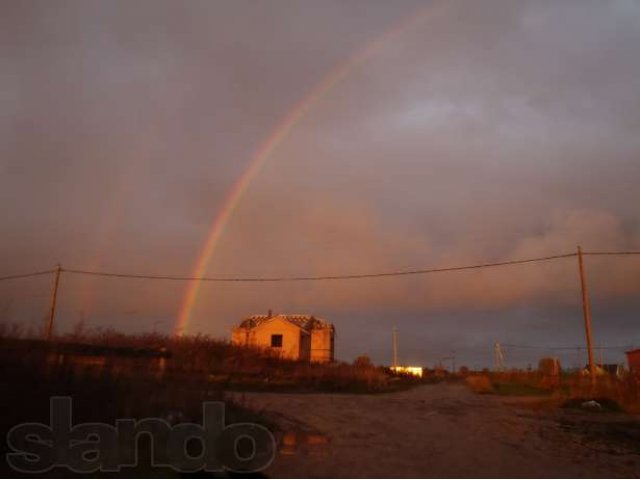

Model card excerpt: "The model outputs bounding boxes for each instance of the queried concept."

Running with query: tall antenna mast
[494,342,505,372]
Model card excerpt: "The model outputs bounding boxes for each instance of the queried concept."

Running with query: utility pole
[577,246,596,388]
[46,264,62,341]
[494,342,505,372]
[392,327,398,368]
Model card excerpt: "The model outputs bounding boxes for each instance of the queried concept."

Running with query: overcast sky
[2,0,640,367]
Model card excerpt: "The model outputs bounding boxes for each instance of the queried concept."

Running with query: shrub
[353,354,373,369]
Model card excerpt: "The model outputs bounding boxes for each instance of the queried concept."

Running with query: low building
[0,338,171,378]
[231,313,335,363]
[626,349,640,375]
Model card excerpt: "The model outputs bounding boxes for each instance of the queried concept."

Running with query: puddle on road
[279,431,330,455]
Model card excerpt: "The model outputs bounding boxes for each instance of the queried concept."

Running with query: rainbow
[78,127,161,318]
[174,4,442,334]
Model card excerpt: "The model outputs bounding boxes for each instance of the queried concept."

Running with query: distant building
[390,366,423,377]
[580,363,625,378]
[231,313,335,363]
[626,349,640,375]
[538,357,561,376]
[601,363,626,377]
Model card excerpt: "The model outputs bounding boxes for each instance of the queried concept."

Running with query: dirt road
[231,383,640,478]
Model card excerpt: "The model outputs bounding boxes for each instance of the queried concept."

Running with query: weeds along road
[231,383,640,478]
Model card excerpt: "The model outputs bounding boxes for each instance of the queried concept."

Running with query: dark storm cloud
[1,0,639,365]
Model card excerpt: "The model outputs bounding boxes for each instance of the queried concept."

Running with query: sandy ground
[230,383,640,478]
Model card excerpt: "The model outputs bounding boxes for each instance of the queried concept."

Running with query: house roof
[238,314,333,331]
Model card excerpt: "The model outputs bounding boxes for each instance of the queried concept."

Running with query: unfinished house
[231,313,335,362]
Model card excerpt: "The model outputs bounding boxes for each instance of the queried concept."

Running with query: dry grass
[464,369,640,413]
[0,322,400,395]
[566,374,640,413]
[465,374,494,394]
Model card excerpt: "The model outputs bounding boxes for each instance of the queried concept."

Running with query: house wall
[310,327,334,363]
[249,318,307,360]
[299,332,311,361]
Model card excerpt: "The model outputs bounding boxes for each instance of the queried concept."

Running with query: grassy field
[464,370,640,413]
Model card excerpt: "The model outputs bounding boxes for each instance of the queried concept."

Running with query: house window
[271,334,283,348]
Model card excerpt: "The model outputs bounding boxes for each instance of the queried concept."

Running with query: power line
[502,343,633,351]
[62,253,576,282]
[0,270,55,282]
[583,250,640,256]
[0,250,639,284]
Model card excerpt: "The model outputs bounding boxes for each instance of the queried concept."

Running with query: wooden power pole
[392,327,398,368]
[46,264,62,341]
[577,246,596,388]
